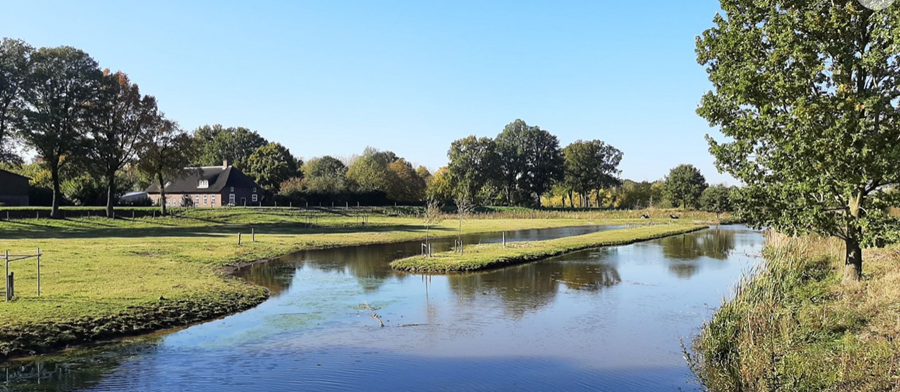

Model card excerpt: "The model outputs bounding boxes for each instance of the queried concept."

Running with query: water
[1,225,763,392]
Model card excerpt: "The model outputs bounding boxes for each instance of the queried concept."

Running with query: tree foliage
[697,0,900,278]
[495,119,564,206]
[193,124,267,169]
[245,142,298,195]
[562,140,623,208]
[446,135,498,204]
[0,38,33,164]
[700,184,733,219]
[137,117,193,215]
[19,46,102,217]
[663,164,708,210]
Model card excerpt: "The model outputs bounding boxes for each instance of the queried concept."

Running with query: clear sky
[1,0,733,184]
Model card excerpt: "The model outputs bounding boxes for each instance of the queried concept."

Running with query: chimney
[222,160,229,169]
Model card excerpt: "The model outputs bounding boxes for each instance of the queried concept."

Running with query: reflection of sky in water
[3,226,763,392]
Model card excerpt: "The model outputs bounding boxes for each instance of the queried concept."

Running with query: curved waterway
[2,225,763,391]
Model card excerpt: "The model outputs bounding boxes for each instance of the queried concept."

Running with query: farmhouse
[146,161,262,207]
[0,169,29,206]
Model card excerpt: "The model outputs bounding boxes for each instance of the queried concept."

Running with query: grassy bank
[0,208,662,359]
[390,223,708,273]
[687,232,900,391]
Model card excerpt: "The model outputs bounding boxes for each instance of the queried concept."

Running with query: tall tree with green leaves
[700,184,733,220]
[495,119,564,207]
[193,124,267,169]
[245,142,299,195]
[345,147,398,194]
[137,116,194,216]
[446,135,498,205]
[302,155,349,194]
[697,0,900,279]
[663,164,707,210]
[19,46,102,217]
[562,140,623,208]
[0,38,33,164]
[87,70,158,218]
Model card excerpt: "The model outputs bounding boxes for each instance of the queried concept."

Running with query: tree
[446,135,499,204]
[0,38,33,164]
[245,142,298,195]
[19,46,102,218]
[422,199,443,256]
[302,155,349,195]
[562,140,623,208]
[345,147,397,194]
[700,185,732,220]
[384,158,426,203]
[193,124,267,169]
[426,167,454,204]
[697,0,900,279]
[495,119,564,206]
[137,117,194,216]
[663,164,707,210]
[86,70,158,217]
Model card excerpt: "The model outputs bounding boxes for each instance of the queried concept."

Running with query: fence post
[6,272,12,302]
[252,228,255,242]
[503,232,506,247]
[36,247,40,297]
[238,233,242,246]
[4,250,8,302]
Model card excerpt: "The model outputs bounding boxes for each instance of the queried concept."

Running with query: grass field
[0,207,723,359]
[391,223,708,273]
[687,232,900,391]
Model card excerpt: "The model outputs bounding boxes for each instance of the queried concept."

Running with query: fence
[4,249,41,302]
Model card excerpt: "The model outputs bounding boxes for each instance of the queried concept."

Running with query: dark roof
[145,166,260,194]
[0,168,31,181]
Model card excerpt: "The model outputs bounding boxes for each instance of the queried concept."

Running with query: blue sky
[1,0,732,184]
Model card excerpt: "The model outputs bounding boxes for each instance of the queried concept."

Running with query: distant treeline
[0,38,735,216]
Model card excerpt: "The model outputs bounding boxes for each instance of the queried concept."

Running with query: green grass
[687,233,900,391]
[390,223,708,273]
[0,207,659,359]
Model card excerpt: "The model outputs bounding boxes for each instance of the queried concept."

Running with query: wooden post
[36,211,39,219]
[238,233,242,246]
[252,228,255,242]
[6,272,12,302]
[503,232,506,247]
[36,247,40,297]
[132,210,135,219]
[4,250,8,302]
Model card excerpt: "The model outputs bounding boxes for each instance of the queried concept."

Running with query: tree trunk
[158,173,167,216]
[50,159,61,219]
[844,236,863,281]
[106,171,116,219]
[568,190,574,209]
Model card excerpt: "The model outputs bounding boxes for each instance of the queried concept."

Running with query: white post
[36,247,40,297]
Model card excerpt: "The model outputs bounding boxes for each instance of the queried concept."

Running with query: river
[1,225,763,391]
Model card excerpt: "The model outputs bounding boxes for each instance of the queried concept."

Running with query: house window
[230,187,234,192]
[198,180,209,189]
[229,194,235,205]
[252,187,257,193]
[211,195,216,206]
[252,194,258,202]
[203,195,208,205]
[194,195,199,206]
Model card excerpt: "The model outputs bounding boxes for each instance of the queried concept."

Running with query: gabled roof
[145,166,260,194]
[0,168,31,181]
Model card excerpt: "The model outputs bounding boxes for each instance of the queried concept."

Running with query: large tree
[302,155,349,195]
[0,38,33,164]
[663,164,707,210]
[245,142,298,195]
[700,184,733,220]
[137,117,194,216]
[87,70,158,218]
[446,135,499,204]
[562,140,623,208]
[193,124,267,169]
[385,158,427,203]
[345,147,398,194]
[697,0,900,279]
[19,46,102,218]
[495,119,564,207]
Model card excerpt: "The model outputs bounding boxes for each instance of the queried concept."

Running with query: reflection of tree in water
[1,339,160,392]
[448,250,621,318]
[659,228,737,279]
[238,260,298,296]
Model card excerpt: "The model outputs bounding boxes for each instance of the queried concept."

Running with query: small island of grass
[390,223,708,273]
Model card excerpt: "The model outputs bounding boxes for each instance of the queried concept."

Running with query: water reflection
[659,227,737,279]
[449,250,621,318]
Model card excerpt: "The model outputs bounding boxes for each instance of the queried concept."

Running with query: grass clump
[687,232,900,391]
[391,223,707,273]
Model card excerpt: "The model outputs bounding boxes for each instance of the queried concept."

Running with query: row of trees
[0,38,194,218]
[432,119,624,208]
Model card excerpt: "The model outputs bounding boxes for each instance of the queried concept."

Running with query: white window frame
[252,194,258,202]
[194,195,199,206]
[198,180,209,189]
[252,187,257,193]
[211,195,217,206]
[203,194,208,205]
[229,194,235,206]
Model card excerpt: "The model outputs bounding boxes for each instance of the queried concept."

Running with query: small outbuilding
[0,169,30,206]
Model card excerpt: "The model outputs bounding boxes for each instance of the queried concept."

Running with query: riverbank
[1,208,704,360]
[390,224,708,273]
[687,232,900,391]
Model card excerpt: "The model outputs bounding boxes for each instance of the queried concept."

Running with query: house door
[241,197,246,206]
